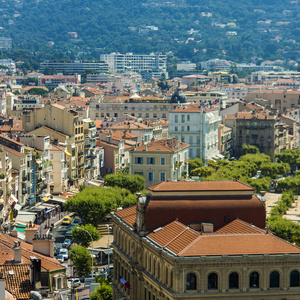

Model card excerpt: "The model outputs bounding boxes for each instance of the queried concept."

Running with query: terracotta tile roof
[81,88,104,95]
[0,234,64,272]
[0,264,31,299]
[40,126,68,137]
[250,90,300,95]
[171,103,218,113]
[225,111,275,120]
[148,181,254,192]
[2,146,26,157]
[133,138,189,153]
[215,219,266,234]
[115,205,136,227]
[0,134,23,146]
[147,220,300,257]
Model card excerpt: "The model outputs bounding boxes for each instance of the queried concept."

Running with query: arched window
[270,271,280,288]
[170,270,174,288]
[186,273,197,290]
[290,270,300,287]
[229,272,239,289]
[208,273,218,290]
[250,272,259,288]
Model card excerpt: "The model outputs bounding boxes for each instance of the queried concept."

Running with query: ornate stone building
[111,181,300,300]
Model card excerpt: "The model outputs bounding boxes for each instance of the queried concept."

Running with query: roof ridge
[163,221,194,248]
[179,235,203,256]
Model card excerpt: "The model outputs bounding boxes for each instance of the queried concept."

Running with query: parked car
[72,217,82,226]
[57,255,64,263]
[60,249,68,261]
[62,239,72,249]
[54,248,61,256]
[69,278,81,287]
[62,216,72,225]
[65,230,73,239]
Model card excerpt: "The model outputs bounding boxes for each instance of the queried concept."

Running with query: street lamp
[105,224,112,274]
[76,227,94,278]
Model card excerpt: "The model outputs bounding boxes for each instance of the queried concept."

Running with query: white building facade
[169,103,221,162]
[100,52,167,75]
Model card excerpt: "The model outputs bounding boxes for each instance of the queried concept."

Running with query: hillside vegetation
[0,0,298,62]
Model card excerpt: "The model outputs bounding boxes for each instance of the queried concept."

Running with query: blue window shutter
[141,157,143,164]
[147,157,150,165]
[135,157,138,164]
[141,172,143,176]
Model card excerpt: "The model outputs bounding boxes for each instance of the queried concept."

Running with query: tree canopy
[71,224,101,248]
[64,186,136,226]
[104,173,145,194]
[69,245,92,277]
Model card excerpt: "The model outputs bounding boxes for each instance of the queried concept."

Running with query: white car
[57,255,64,263]
[69,278,81,287]
[60,249,68,261]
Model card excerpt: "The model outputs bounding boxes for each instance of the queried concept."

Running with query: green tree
[242,144,259,155]
[90,279,112,300]
[28,88,48,96]
[64,186,136,226]
[239,153,271,168]
[191,166,215,177]
[188,158,203,174]
[104,173,145,194]
[69,246,92,277]
[260,162,290,179]
[71,224,101,247]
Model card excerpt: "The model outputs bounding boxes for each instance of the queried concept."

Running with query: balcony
[45,166,53,172]
[45,179,53,185]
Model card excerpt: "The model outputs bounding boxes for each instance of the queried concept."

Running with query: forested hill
[0,0,299,62]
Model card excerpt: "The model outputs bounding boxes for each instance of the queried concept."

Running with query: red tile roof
[225,111,275,120]
[148,220,300,257]
[148,180,254,192]
[171,103,218,113]
[115,205,136,227]
[133,138,189,153]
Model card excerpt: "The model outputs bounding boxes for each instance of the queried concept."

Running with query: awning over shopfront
[65,151,71,156]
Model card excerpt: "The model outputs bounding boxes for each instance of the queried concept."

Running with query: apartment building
[40,61,109,74]
[100,52,167,75]
[22,103,85,186]
[130,138,189,187]
[39,75,80,89]
[218,124,233,159]
[19,135,53,200]
[224,111,285,157]
[169,104,221,162]
[244,90,300,113]
[89,97,176,120]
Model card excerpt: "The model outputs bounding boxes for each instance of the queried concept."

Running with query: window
[160,172,165,181]
[187,126,190,131]
[135,157,143,164]
[181,126,184,131]
[290,270,300,287]
[147,157,155,165]
[161,157,165,165]
[175,115,178,123]
[187,115,190,121]
[170,270,174,288]
[186,273,197,290]
[182,115,185,123]
[270,271,280,288]
[175,126,178,132]
[229,272,239,289]
[208,273,218,290]
[148,172,154,181]
[249,272,259,288]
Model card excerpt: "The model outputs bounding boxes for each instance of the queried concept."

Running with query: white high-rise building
[100,52,167,77]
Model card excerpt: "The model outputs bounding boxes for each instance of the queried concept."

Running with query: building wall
[130,148,189,187]
[169,109,221,161]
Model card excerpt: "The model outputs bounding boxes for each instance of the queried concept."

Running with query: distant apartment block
[100,52,167,76]
[40,62,109,74]
[0,37,12,49]
[39,75,80,88]
[177,61,197,71]
[0,59,16,72]
[200,59,231,72]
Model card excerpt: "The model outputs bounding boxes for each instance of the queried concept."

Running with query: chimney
[32,233,55,258]
[13,241,22,264]
[24,226,38,244]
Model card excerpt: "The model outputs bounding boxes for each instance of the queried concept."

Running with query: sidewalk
[38,211,70,235]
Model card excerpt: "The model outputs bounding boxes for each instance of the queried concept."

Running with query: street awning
[65,151,71,156]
